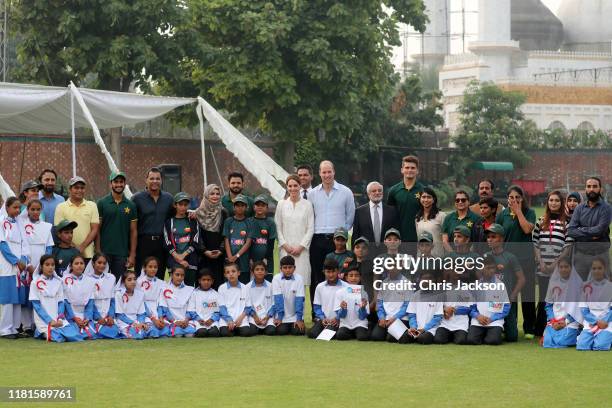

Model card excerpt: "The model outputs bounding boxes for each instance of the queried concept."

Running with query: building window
[577,121,594,131]
[548,121,566,131]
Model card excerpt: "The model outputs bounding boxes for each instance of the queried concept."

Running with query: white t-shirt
[159,282,195,322]
[440,290,473,332]
[248,280,274,328]
[314,279,347,319]
[188,287,220,330]
[471,278,510,328]
[272,273,305,323]
[407,291,444,334]
[218,282,251,328]
[29,275,65,334]
[334,284,369,330]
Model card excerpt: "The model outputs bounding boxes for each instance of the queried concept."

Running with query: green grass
[2,333,610,407]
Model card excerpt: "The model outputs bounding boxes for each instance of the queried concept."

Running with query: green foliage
[159,0,428,166]
[450,81,538,180]
[12,0,183,91]
[530,128,612,149]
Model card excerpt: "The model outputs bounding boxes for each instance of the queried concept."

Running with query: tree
[449,81,539,180]
[12,0,182,91]
[160,0,428,170]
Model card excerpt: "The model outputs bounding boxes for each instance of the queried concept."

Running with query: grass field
[3,206,611,407]
[2,332,610,407]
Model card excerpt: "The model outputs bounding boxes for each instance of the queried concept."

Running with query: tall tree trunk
[278,140,295,172]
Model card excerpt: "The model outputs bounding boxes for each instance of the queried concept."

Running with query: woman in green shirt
[495,185,536,339]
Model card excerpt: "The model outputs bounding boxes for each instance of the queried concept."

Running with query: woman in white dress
[415,187,446,257]
[274,174,314,286]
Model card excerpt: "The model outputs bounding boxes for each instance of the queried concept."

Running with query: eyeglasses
[455,198,468,203]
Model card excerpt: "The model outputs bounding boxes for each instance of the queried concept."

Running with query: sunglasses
[455,198,468,203]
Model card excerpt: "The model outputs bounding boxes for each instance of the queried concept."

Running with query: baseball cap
[253,194,268,205]
[353,236,369,246]
[333,227,348,240]
[174,192,191,203]
[21,180,42,192]
[453,225,471,238]
[384,228,401,240]
[56,219,78,232]
[69,176,86,187]
[109,171,126,181]
[485,223,505,236]
[418,231,434,242]
[233,194,249,205]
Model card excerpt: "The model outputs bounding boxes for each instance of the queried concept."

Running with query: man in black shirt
[132,167,174,279]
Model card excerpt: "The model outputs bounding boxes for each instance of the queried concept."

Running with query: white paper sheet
[387,319,408,340]
[316,328,337,341]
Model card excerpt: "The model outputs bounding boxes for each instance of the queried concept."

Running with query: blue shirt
[567,198,611,243]
[38,191,65,224]
[308,181,355,234]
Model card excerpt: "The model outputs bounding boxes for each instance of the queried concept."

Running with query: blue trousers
[576,329,612,351]
[125,324,163,340]
[36,324,84,343]
[542,326,578,348]
[169,323,196,337]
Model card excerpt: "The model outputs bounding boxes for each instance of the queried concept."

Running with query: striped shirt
[532,216,573,275]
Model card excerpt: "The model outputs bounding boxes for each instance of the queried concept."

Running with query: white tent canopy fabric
[0,82,288,202]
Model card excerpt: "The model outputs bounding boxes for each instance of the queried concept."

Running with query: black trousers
[433,327,468,345]
[467,325,503,345]
[195,327,220,338]
[309,234,335,317]
[521,259,536,335]
[276,322,305,336]
[535,275,550,337]
[336,327,369,341]
[106,254,127,281]
[136,235,168,280]
[370,323,410,344]
[254,324,276,336]
[307,320,337,339]
[219,325,255,337]
[410,331,435,345]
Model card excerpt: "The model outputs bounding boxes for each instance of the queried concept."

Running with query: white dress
[274,198,314,285]
[415,211,446,257]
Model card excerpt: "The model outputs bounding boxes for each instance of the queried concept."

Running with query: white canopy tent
[0,82,288,201]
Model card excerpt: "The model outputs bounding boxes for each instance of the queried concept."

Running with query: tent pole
[71,91,76,178]
[69,82,132,198]
[196,100,208,187]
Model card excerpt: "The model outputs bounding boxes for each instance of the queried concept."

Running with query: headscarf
[564,192,582,218]
[545,263,583,323]
[195,184,223,232]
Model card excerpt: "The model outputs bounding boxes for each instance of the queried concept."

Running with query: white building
[399,0,612,133]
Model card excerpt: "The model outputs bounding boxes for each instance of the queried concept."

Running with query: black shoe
[1,334,18,339]
[17,331,32,338]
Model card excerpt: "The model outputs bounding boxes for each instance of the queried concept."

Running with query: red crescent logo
[122,293,129,303]
[3,220,12,231]
[64,277,74,285]
[163,289,173,299]
[583,284,593,299]
[141,281,151,290]
[95,283,100,292]
[36,280,47,291]
[25,224,34,236]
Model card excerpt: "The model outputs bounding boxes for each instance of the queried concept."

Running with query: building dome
[557,0,612,51]
[511,0,564,51]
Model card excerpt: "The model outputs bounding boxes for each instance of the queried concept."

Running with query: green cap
[418,231,434,242]
[384,228,401,240]
[253,194,268,205]
[21,180,42,193]
[56,219,78,232]
[353,236,369,246]
[453,225,471,238]
[233,194,249,205]
[109,171,126,181]
[174,192,191,203]
[485,223,505,236]
[333,227,348,240]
